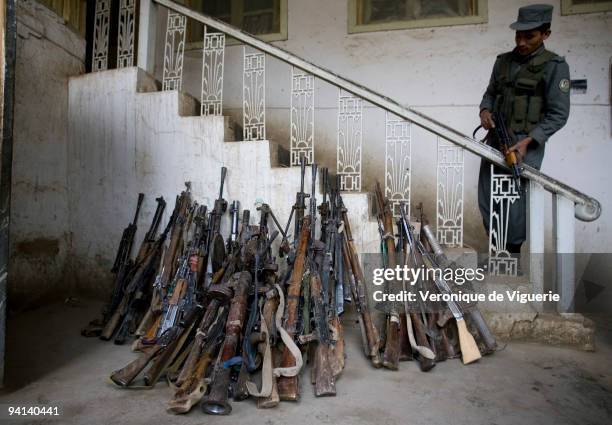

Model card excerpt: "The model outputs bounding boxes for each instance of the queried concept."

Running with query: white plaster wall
[68,68,378,297]
[11,0,85,308]
[167,0,611,255]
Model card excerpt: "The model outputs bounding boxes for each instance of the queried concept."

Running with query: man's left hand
[508,137,532,162]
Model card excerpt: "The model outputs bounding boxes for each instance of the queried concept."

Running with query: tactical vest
[493,49,558,134]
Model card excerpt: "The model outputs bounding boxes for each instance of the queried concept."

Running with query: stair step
[177,91,199,117]
[135,68,160,93]
[223,116,242,142]
[268,141,290,167]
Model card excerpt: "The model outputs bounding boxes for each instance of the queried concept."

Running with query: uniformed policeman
[478,4,570,255]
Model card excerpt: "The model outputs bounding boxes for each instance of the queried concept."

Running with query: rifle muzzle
[201,367,232,415]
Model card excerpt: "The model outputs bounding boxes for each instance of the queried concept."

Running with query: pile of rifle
[82,159,384,415]
[372,182,498,371]
[82,161,499,415]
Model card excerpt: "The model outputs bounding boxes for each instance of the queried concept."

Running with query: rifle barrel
[219,167,227,199]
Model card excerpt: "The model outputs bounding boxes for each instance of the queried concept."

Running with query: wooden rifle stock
[167,352,212,414]
[416,221,482,365]
[110,344,163,387]
[167,304,227,414]
[161,193,191,288]
[277,216,310,401]
[143,333,183,386]
[110,324,180,387]
[435,312,457,360]
[440,321,458,359]
[143,304,202,387]
[314,315,345,397]
[340,214,381,367]
[309,272,335,396]
[134,308,154,338]
[175,299,221,387]
[427,312,448,362]
[131,312,162,353]
[113,326,189,387]
[375,182,406,370]
[100,296,127,340]
[201,271,250,415]
[114,279,190,386]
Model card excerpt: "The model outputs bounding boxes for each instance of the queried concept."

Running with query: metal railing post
[528,180,545,311]
[554,194,576,312]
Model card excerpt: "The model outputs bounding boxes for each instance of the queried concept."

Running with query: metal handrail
[155,0,601,222]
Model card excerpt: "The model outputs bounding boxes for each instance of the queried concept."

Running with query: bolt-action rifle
[374,182,404,370]
[208,167,228,275]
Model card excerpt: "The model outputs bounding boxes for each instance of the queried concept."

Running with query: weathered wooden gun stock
[174,300,222,388]
[201,271,250,415]
[341,209,382,368]
[109,326,179,387]
[309,272,335,396]
[167,304,228,414]
[277,215,311,401]
[209,167,228,274]
[374,182,406,370]
[160,190,191,292]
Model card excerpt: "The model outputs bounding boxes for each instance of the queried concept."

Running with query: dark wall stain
[15,237,60,257]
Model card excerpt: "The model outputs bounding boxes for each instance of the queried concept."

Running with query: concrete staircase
[67,67,380,297]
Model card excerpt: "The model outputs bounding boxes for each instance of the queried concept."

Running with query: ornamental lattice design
[488,165,520,276]
[243,49,266,141]
[436,138,464,247]
[385,112,411,218]
[337,90,362,192]
[92,0,110,72]
[290,67,315,165]
[162,12,186,91]
[201,30,225,116]
[117,0,136,68]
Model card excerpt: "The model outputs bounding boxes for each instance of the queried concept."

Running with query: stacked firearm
[373,182,498,371]
[82,160,387,415]
[82,164,498,415]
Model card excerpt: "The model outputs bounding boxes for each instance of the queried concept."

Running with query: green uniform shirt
[480,45,570,151]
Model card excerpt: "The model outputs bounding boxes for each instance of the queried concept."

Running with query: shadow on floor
[1,298,107,393]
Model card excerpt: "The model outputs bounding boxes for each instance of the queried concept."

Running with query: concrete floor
[0,300,610,425]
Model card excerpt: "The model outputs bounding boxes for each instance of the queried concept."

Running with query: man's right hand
[480,109,495,130]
